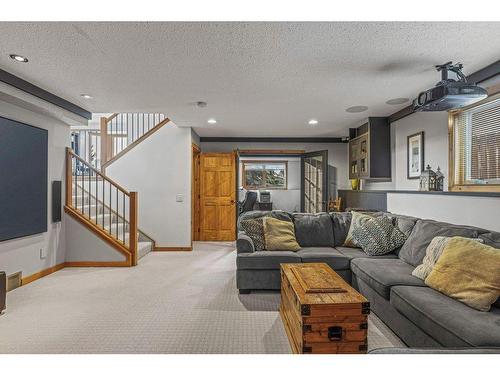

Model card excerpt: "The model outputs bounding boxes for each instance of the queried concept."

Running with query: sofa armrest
[237,232,255,254]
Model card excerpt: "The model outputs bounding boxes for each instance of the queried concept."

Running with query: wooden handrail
[68,148,130,196]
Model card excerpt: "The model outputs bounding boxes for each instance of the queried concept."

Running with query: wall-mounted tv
[0,116,48,241]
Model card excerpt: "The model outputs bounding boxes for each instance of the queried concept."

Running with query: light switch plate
[176,194,184,202]
[40,248,47,259]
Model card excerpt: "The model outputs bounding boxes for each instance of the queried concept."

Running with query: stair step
[75,204,104,216]
[104,223,128,238]
[90,213,124,225]
[138,241,153,260]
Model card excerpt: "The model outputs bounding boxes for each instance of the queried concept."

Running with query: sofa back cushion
[398,219,480,267]
[237,210,292,231]
[292,213,335,247]
[330,212,352,246]
[383,213,419,238]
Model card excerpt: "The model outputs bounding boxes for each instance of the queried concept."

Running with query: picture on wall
[407,131,424,179]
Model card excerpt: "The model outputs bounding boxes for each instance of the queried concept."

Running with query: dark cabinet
[349,117,391,180]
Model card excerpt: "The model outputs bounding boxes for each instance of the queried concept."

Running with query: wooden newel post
[100,117,108,169]
[65,148,73,207]
[129,192,138,266]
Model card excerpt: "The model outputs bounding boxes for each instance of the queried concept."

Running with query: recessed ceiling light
[207,118,217,124]
[80,94,93,99]
[9,54,28,63]
[386,98,410,105]
[346,106,368,113]
[196,101,207,108]
[308,119,319,126]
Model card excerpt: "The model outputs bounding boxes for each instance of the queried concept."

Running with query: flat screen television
[0,116,48,241]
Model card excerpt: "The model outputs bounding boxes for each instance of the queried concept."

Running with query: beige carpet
[0,242,404,353]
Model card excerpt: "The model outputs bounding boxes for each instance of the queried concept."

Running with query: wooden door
[200,152,237,241]
[191,145,201,241]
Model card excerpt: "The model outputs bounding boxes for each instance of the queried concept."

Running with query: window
[242,161,287,189]
[450,94,500,192]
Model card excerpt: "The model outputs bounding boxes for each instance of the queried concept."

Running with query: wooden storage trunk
[279,263,370,354]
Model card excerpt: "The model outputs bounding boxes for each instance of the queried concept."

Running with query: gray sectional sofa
[236,210,500,350]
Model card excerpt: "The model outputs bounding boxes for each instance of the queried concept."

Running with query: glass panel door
[301,150,328,213]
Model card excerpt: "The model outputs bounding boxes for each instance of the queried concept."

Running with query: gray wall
[364,111,500,232]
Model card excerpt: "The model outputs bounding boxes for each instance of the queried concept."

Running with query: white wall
[239,156,301,212]
[363,111,500,232]
[201,141,349,200]
[64,215,127,262]
[106,123,192,247]
[0,99,70,277]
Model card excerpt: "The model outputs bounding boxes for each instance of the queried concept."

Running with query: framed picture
[407,131,424,179]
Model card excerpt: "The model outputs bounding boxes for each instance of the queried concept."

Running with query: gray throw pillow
[352,216,407,256]
[240,218,265,251]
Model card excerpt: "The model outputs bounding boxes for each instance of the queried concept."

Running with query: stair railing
[100,113,169,170]
[65,147,138,266]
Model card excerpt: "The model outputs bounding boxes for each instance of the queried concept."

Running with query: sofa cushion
[480,231,500,308]
[297,247,351,270]
[292,213,335,247]
[350,258,425,300]
[425,237,500,312]
[390,285,500,347]
[240,218,265,251]
[237,210,292,231]
[352,215,407,256]
[344,211,372,247]
[398,219,480,267]
[383,213,419,237]
[330,212,352,246]
[335,246,398,260]
[237,251,301,270]
[263,217,301,251]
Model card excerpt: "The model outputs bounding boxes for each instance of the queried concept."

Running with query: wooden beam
[200,137,347,143]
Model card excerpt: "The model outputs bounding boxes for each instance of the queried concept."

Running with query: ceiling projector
[413,62,488,112]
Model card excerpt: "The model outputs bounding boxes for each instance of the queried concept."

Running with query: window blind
[453,97,500,184]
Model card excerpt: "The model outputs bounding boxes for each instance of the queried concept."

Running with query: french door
[301,150,328,213]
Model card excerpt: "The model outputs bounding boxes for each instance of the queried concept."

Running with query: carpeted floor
[0,242,404,353]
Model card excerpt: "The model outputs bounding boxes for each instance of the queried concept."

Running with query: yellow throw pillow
[425,237,500,311]
[263,217,301,251]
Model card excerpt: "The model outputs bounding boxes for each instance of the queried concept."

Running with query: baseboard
[153,246,192,251]
[64,261,130,267]
[21,263,66,286]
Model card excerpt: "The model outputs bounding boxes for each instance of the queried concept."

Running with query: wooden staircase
[66,113,169,266]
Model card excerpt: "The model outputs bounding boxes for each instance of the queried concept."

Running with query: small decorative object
[419,165,437,191]
[350,178,360,190]
[407,131,425,179]
[435,166,445,191]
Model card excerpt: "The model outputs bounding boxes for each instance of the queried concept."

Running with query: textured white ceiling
[0,22,499,136]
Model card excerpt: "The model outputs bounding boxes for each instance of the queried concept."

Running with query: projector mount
[435,61,467,85]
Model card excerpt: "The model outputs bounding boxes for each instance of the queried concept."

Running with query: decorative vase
[350,179,360,191]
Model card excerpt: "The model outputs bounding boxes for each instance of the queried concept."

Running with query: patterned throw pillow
[343,211,372,247]
[425,237,500,311]
[412,236,484,280]
[263,217,301,251]
[240,218,265,251]
[352,216,407,256]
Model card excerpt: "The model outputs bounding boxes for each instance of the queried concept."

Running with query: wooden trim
[65,149,73,206]
[100,117,109,165]
[238,149,305,155]
[101,118,170,171]
[64,261,130,267]
[106,113,119,123]
[153,246,192,251]
[191,144,201,243]
[448,93,500,193]
[64,205,132,264]
[192,143,201,152]
[129,192,138,266]
[68,148,131,196]
[242,160,288,190]
[0,68,92,119]
[21,263,65,286]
